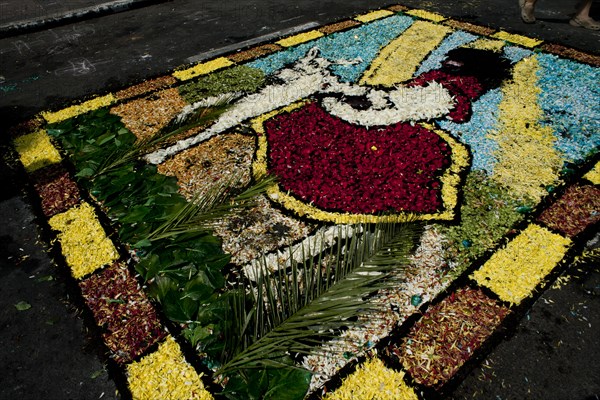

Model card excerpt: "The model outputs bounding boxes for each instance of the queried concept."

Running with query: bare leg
[519,0,537,23]
[570,0,600,30]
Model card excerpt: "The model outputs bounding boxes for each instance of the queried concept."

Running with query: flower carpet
[9,4,600,399]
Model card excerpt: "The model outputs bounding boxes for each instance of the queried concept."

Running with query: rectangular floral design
[31,164,80,217]
[10,5,599,400]
[537,184,600,237]
[323,358,418,400]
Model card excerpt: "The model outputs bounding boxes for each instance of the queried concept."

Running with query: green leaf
[220,360,310,400]
[97,133,116,145]
[182,324,215,348]
[14,301,32,311]
[90,369,105,379]
[133,239,152,249]
[75,168,95,178]
[161,290,198,323]
[183,277,214,302]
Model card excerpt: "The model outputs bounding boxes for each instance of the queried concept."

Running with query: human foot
[569,16,600,30]
[519,0,536,23]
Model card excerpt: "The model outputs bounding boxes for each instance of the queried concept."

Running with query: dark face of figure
[441,48,513,91]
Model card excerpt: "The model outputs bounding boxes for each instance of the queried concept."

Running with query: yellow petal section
[492,31,543,48]
[354,9,395,23]
[583,161,600,185]
[13,130,62,172]
[173,57,234,81]
[127,336,213,400]
[323,358,418,400]
[490,55,563,203]
[405,9,447,22]
[472,224,572,304]
[465,38,506,52]
[360,20,452,86]
[48,202,119,279]
[276,30,324,47]
[41,94,117,124]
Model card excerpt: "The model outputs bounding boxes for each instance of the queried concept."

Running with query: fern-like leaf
[218,221,422,376]
[144,175,276,242]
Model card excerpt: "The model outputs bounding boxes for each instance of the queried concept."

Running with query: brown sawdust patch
[110,88,188,141]
[537,184,600,237]
[114,76,178,100]
[388,287,509,388]
[318,20,361,35]
[228,44,283,63]
[157,132,255,199]
[443,19,496,36]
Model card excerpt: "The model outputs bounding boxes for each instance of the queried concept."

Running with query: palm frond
[218,221,422,376]
[144,175,276,242]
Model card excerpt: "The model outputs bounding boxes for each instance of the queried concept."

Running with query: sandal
[519,0,536,23]
[569,16,600,30]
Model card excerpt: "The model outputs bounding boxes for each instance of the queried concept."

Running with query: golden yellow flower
[48,202,119,279]
[492,31,543,48]
[173,57,234,81]
[354,9,395,23]
[13,130,62,172]
[324,358,418,400]
[41,94,116,124]
[472,224,572,304]
[276,30,324,47]
[405,9,447,22]
[583,161,600,185]
[127,336,213,400]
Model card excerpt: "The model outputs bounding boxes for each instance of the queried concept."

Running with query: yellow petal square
[492,31,543,48]
[48,202,118,279]
[405,9,447,22]
[324,358,418,400]
[127,336,213,400]
[13,130,62,173]
[472,224,572,304]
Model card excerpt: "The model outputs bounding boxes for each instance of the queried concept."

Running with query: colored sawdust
[79,263,165,364]
[110,88,188,141]
[157,132,255,199]
[114,76,178,100]
[31,164,81,217]
[537,184,600,237]
[389,287,509,388]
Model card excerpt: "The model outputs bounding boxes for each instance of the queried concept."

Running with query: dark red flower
[265,103,452,215]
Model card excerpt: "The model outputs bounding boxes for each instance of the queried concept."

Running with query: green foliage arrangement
[47,106,424,399]
[178,65,266,104]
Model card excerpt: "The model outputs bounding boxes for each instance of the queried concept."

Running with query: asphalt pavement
[0,1,598,399]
